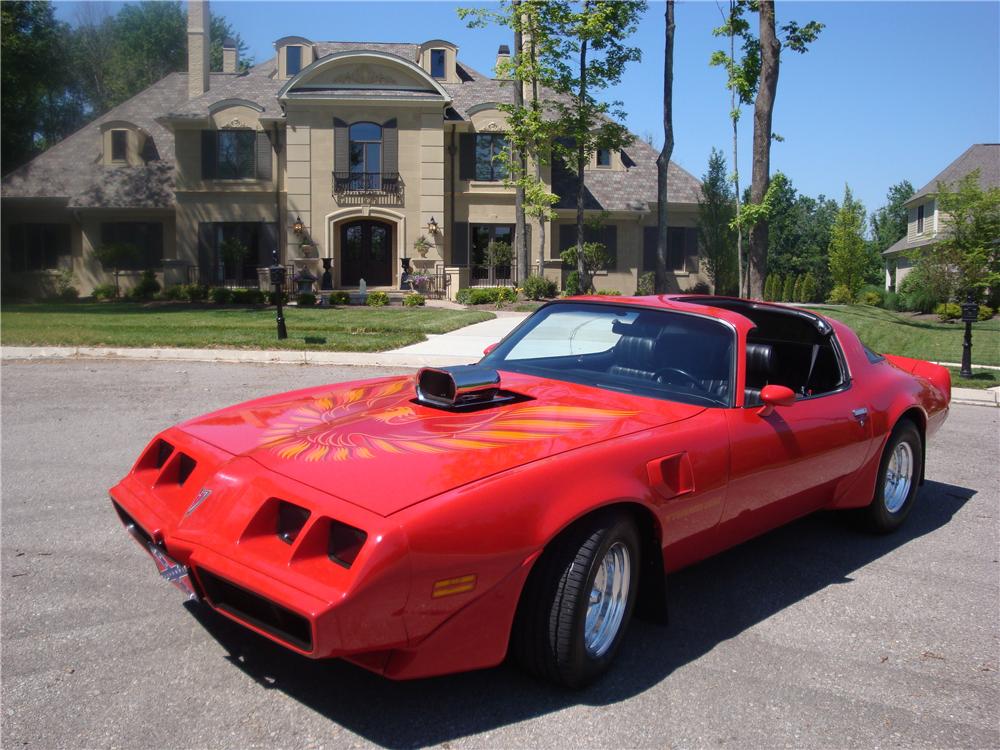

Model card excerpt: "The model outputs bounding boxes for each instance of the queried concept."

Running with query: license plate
[147,543,197,601]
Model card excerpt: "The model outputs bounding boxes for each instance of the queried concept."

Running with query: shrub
[523,274,557,300]
[826,284,854,304]
[934,302,961,321]
[861,290,883,306]
[596,289,622,295]
[58,286,80,302]
[231,288,265,305]
[563,271,581,297]
[455,287,516,305]
[686,281,711,295]
[978,305,995,321]
[330,291,351,305]
[210,287,234,304]
[636,271,655,296]
[92,283,117,301]
[131,270,161,301]
[883,290,900,311]
[898,261,954,313]
[297,292,317,307]
[367,291,390,306]
[269,290,288,306]
[162,286,185,301]
[781,275,795,302]
[183,284,208,302]
[800,273,819,304]
[403,292,426,307]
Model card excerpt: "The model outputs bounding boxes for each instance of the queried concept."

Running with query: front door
[340,220,392,287]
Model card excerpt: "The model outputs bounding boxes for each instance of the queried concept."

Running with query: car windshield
[481,302,734,407]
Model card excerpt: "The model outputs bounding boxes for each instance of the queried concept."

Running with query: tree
[828,185,869,300]
[654,0,675,294]
[870,180,915,254]
[697,148,738,294]
[559,241,610,291]
[741,2,823,298]
[547,0,645,294]
[94,242,142,298]
[923,171,1000,301]
[2,1,82,172]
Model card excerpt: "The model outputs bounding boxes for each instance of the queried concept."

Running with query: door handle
[852,407,869,424]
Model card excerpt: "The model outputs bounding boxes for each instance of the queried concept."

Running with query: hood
[178,373,704,516]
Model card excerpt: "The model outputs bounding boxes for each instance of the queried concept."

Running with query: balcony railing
[333,171,402,196]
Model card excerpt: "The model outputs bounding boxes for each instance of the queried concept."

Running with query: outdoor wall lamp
[292,216,305,235]
[427,216,439,234]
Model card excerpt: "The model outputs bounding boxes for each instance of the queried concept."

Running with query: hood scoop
[415,365,527,411]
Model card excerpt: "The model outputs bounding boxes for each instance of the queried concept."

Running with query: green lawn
[814,305,1000,367]
[0,303,495,352]
[946,367,1000,390]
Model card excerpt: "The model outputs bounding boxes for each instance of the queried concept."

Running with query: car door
[720,341,873,537]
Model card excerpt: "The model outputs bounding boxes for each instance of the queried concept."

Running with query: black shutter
[603,225,618,271]
[198,222,216,283]
[667,227,685,271]
[258,222,279,265]
[685,227,699,273]
[459,133,476,181]
[255,131,272,181]
[642,226,657,272]
[201,130,216,179]
[558,224,575,262]
[382,118,398,175]
[451,221,469,266]
[334,118,349,173]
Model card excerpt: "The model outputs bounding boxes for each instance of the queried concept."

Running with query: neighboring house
[883,143,1000,291]
[1,0,709,299]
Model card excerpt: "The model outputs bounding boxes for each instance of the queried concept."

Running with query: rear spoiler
[884,354,951,403]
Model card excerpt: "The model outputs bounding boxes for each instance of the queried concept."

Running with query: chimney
[495,44,511,78]
[187,0,210,99]
[222,37,238,73]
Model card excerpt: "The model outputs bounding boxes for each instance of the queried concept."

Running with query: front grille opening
[111,500,154,548]
[156,451,197,487]
[196,569,312,652]
[138,439,174,471]
[276,501,310,545]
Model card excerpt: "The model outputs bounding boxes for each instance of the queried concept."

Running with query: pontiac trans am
[109,296,950,687]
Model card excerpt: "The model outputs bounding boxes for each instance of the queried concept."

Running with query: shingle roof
[908,144,1000,204]
[3,42,701,212]
[553,138,702,212]
[882,233,938,256]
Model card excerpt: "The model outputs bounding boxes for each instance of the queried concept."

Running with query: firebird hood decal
[178,373,704,516]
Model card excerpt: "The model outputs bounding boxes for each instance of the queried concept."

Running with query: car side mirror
[757,384,796,417]
[483,342,499,356]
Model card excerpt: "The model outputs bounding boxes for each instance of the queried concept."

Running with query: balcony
[332,172,403,206]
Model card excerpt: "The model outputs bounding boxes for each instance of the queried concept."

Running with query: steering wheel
[655,367,708,392]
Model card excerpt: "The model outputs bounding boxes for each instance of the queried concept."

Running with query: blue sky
[54,1,999,215]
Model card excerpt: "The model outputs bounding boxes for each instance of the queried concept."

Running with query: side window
[474,133,508,181]
[286,46,302,76]
[917,204,925,234]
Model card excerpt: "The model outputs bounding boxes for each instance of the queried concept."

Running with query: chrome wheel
[884,441,914,513]
[584,541,631,657]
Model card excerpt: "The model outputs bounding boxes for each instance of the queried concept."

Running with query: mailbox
[268,265,286,287]
[961,301,980,323]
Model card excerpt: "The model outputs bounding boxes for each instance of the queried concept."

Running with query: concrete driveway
[2,359,997,749]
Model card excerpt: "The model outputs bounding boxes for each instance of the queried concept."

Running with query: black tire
[862,420,923,534]
[511,510,640,688]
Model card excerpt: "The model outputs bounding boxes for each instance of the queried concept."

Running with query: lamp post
[269,248,288,340]
[959,291,978,379]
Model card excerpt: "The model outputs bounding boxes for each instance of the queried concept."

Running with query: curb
[1,346,476,370]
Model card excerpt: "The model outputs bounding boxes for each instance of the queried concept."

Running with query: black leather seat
[609,333,659,381]
[744,342,776,406]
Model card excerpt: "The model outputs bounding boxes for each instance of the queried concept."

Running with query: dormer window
[111,130,128,162]
[286,46,302,76]
[596,148,611,168]
[430,49,446,79]
[917,204,925,234]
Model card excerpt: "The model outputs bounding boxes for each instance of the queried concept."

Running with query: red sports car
[109,296,950,687]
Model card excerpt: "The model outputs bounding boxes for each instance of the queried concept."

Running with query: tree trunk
[748,0,780,300]
[512,0,528,284]
[729,0,744,297]
[575,23,589,293]
[530,15,545,273]
[655,0,675,294]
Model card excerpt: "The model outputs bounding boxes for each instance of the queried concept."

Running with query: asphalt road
[2,359,997,750]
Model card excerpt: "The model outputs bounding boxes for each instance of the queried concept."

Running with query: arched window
[349,122,382,190]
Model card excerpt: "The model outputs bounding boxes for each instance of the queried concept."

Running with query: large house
[883,143,1000,291]
[1,0,709,299]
